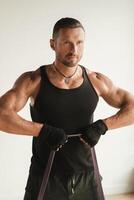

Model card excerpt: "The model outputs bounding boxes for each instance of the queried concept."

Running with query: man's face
[50,27,85,67]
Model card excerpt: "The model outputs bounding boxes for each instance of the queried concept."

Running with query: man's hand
[39,124,68,150]
[81,120,108,147]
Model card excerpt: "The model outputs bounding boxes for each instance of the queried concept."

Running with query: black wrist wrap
[39,124,67,150]
[82,119,108,147]
[93,120,108,135]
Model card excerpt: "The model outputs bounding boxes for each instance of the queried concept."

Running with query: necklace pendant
[65,77,70,84]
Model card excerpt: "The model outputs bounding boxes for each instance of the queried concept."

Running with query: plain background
[0,0,134,199]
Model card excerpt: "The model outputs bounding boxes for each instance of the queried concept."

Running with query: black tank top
[30,65,99,175]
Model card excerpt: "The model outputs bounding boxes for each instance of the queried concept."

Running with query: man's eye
[64,41,69,44]
[77,41,83,44]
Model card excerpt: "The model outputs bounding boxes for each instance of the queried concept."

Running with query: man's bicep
[102,86,133,109]
[0,72,34,112]
[0,88,29,112]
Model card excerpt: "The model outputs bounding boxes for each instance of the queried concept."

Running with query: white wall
[0,0,134,199]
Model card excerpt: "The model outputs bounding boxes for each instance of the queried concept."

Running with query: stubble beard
[56,54,82,68]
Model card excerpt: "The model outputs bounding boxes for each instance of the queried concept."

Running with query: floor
[106,193,134,200]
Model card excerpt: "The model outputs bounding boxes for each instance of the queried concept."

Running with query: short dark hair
[52,17,85,38]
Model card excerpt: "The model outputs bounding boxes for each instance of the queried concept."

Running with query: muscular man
[0,17,134,200]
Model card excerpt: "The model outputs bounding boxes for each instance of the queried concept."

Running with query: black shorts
[23,170,100,200]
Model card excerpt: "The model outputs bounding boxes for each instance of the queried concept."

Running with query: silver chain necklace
[53,63,78,84]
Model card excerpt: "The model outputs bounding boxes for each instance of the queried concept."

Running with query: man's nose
[70,44,77,54]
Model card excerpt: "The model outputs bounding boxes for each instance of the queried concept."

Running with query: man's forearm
[0,109,43,136]
[103,103,134,130]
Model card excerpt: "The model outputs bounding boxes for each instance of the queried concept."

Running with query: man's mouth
[67,54,77,58]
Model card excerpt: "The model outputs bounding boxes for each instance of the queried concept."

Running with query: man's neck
[54,61,78,77]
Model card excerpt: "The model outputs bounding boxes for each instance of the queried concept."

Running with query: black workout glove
[81,120,108,147]
[39,124,68,150]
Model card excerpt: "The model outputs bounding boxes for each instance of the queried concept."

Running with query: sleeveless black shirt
[30,65,99,175]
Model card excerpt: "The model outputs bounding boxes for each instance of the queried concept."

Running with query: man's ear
[50,39,55,50]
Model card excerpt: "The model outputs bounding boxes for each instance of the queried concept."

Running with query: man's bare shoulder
[85,67,111,82]
[84,67,114,96]
[14,68,40,86]
[9,67,42,98]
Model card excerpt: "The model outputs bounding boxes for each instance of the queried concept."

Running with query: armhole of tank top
[30,65,46,108]
[40,65,47,82]
[82,66,99,100]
